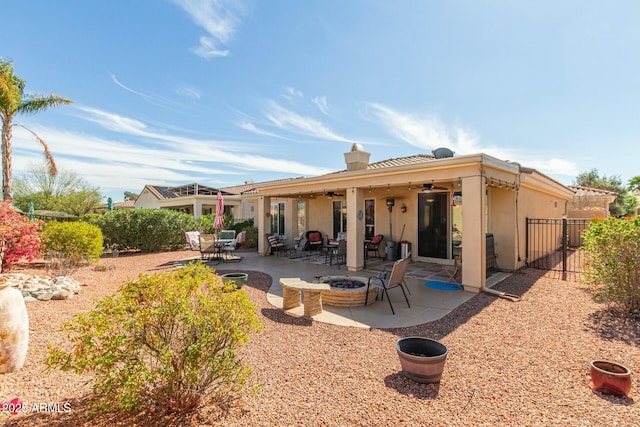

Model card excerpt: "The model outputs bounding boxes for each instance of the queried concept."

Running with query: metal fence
[525,217,591,280]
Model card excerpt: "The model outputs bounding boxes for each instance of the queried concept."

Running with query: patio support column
[461,175,485,291]
[346,187,365,271]
[258,196,271,256]
[193,198,203,220]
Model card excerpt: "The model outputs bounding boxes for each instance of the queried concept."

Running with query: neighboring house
[94,199,136,214]
[133,182,259,222]
[253,144,574,293]
[567,186,617,219]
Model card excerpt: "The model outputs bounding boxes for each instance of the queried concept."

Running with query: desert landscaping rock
[1,250,638,426]
[1,273,82,301]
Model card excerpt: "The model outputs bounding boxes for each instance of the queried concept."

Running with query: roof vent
[432,147,454,159]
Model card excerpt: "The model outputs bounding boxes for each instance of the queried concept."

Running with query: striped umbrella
[213,191,225,233]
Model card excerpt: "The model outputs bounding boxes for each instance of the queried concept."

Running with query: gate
[525,218,590,280]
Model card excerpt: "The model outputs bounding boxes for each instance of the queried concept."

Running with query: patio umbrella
[28,201,35,221]
[107,197,113,211]
[214,191,225,236]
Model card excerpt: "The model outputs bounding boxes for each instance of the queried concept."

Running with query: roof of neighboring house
[568,186,618,197]
[223,177,309,195]
[142,183,233,200]
[114,200,135,209]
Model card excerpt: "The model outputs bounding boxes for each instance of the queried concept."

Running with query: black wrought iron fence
[526,217,591,280]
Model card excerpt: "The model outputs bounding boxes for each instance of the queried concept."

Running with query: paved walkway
[179,250,510,329]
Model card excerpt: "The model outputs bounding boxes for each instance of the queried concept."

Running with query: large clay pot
[0,282,30,373]
[396,337,448,384]
[589,360,632,397]
[221,272,249,289]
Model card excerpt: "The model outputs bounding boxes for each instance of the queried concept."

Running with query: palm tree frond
[13,124,57,176]
[18,94,72,115]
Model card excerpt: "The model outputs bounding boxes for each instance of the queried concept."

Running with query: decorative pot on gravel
[0,279,30,373]
[589,360,632,397]
[221,272,249,289]
[396,337,448,384]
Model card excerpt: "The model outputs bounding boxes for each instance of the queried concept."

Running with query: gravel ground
[1,250,639,426]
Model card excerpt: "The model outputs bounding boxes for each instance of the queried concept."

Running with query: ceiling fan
[421,183,449,192]
[325,191,344,198]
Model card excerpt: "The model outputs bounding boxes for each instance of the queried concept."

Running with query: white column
[258,196,271,256]
[346,187,365,271]
[461,176,485,291]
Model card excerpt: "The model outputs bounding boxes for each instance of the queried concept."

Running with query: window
[296,201,306,237]
[365,199,375,240]
[332,200,347,239]
[270,202,285,236]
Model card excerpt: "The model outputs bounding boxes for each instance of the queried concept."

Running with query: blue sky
[2,1,639,203]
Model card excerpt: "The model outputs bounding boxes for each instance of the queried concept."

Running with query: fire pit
[315,275,377,307]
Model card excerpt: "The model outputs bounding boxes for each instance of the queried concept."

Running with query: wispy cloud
[12,104,335,200]
[282,86,304,100]
[238,120,281,138]
[264,101,353,143]
[367,102,578,177]
[172,0,247,58]
[174,84,202,99]
[110,74,181,110]
[312,96,330,116]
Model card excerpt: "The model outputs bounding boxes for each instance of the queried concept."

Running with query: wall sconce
[265,212,271,218]
[401,204,407,213]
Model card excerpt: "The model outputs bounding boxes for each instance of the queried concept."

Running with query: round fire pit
[315,275,377,307]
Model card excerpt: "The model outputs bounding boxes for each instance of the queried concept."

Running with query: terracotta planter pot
[589,360,632,397]
[396,337,448,384]
[0,283,30,373]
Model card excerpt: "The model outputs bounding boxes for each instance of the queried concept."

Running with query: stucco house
[134,183,257,221]
[130,145,573,294]
[253,144,574,293]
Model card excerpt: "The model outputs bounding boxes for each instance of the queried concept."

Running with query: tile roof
[568,186,618,197]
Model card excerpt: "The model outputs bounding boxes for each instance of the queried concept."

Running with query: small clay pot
[589,360,632,397]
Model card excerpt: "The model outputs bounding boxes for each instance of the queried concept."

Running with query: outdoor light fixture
[386,198,395,212]
[401,204,407,213]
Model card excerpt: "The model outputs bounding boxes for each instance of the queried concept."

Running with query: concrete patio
[179,250,511,329]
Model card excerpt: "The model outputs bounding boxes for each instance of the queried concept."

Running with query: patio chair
[267,234,289,257]
[199,234,220,262]
[290,234,308,258]
[365,258,411,315]
[325,239,346,268]
[222,230,245,262]
[365,234,384,260]
[306,231,323,251]
[443,253,462,283]
[185,231,201,250]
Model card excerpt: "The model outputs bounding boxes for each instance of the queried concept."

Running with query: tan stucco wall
[516,183,568,267]
[487,186,518,272]
[134,189,161,209]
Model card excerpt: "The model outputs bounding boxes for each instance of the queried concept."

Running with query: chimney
[344,143,371,171]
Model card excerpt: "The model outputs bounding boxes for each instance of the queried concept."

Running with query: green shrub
[46,262,263,414]
[198,212,233,234]
[41,222,103,274]
[93,209,198,252]
[582,217,640,316]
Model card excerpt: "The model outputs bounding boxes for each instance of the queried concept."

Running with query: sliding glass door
[417,192,449,259]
